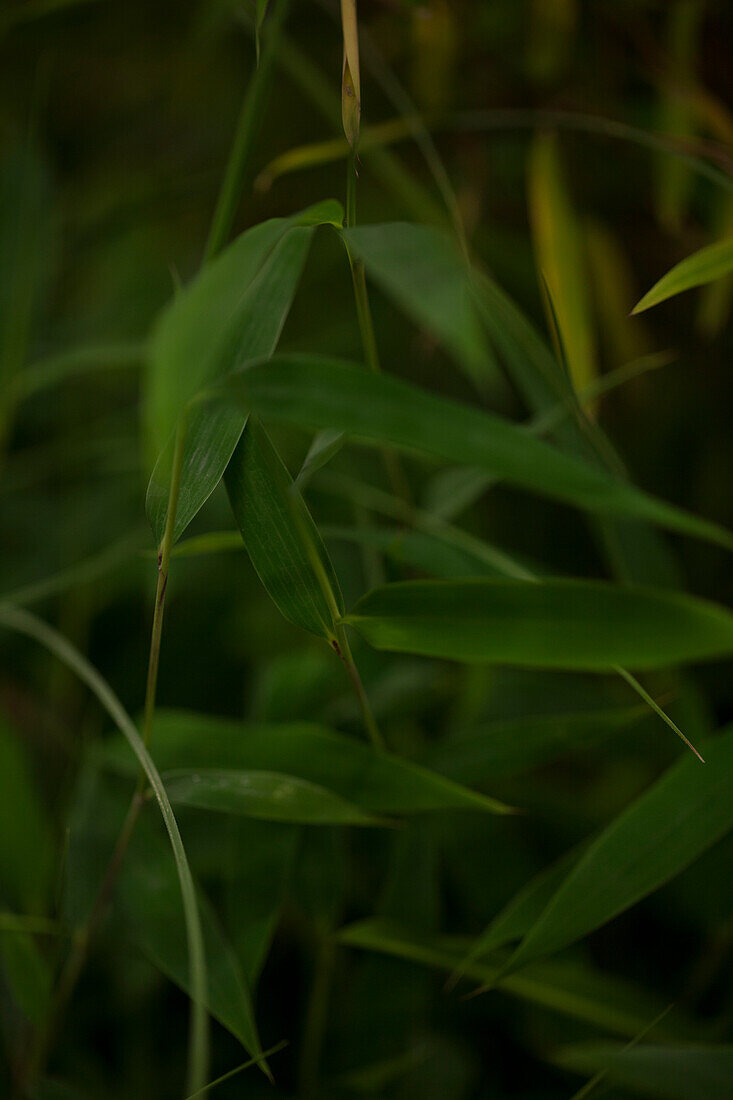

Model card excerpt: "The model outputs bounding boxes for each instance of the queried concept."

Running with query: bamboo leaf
[633,238,733,314]
[99,710,512,816]
[556,1042,733,1100]
[504,725,733,972]
[145,201,342,545]
[342,224,497,392]
[163,768,387,826]
[222,354,733,549]
[344,578,733,670]
[224,416,344,640]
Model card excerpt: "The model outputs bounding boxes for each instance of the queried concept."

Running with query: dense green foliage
[1,1,733,1097]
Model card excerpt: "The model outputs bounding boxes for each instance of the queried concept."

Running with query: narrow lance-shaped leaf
[342,224,498,393]
[344,578,733,670]
[503,725,733,974]
[224,416,344,640]
[222,354,733,549]
[99,709,512,816]
[163,768,387,826]
[145,200,343,545]
[633,237,733,314]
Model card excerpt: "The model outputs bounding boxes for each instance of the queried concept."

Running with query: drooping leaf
[145,200,342,544]
[323,524,515,579]
[633,238,733,314]
[224,416,344,639]
[337,920,674,1038]
[504,725,733,973]
[528,132,598,394]
[222,354,733,548]
[555,1042,733,1100]
[163,768,386,826]
[342,223,498,392]
[98,710,512,816]
[344,578,733,670]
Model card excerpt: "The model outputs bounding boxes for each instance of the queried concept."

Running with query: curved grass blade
[0,605,211,1094]
[344,578,733,670]
[99,710,513,816]
[502,725,733,974]
[222,354,733,549]
[224,416,344,639]
[163,768,387,826]
[633,238,733,314]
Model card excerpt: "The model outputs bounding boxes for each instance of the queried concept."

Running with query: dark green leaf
[505,725,733,971]
[224,355,733,548]
[342,223,497,391]
[163,768,386,826]
[145,201,342,544]
[224,416,344,639]
[344,578,733,670]
[99,710,512,815]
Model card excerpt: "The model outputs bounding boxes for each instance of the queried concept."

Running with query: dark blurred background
[1,1,733,1097]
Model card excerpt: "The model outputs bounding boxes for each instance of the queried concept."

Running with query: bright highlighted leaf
[504,725,733,972]
[528,132,598,394]
[223,355,733,549]
[163,768,386,826]
[344,578,733,670]
[224,416,344,640]
[99,710,512,816]
[633,238,733,314]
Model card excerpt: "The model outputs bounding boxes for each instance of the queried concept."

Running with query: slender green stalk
[203,0,291,263]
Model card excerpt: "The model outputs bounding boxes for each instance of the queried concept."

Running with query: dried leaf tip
[340,0,361,147]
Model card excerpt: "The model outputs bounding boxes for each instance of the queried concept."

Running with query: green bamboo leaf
[504,725,733,973]
[337,919,672,1038]
[163,768,386,826]
[528,132,598,394]
[145,200,342,545]
[556,1042,733,1100]
[323,524,512,578]
[633,238,733,314]
[0,931,51,1027]
[344,579,733,670]
[99,710,512,816]
[342,223,498,392]
[224,416,344,640]
[222,355,733,549]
